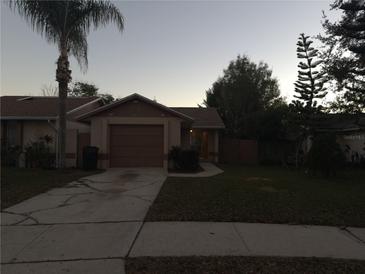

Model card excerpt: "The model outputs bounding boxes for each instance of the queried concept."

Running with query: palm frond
[8,1,63,43]
[8,0,124,70]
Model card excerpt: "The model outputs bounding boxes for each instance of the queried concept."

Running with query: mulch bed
[126,256,365,274]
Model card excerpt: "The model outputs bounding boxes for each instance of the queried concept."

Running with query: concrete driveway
[1,168,166,274]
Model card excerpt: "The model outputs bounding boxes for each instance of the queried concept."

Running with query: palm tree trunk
[56,43,71,169]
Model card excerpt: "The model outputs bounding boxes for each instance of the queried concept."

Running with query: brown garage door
[109,125,164,167]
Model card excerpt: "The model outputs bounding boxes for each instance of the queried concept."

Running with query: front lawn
[146,165,365,227]
[126,256,365,274]
[1,167,101,209]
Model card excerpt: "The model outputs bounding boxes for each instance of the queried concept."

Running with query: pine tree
[339,0,365,67]
[319,0,365,113]
[293,33,327,113]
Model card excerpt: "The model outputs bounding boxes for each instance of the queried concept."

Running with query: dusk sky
[1,1,339,107]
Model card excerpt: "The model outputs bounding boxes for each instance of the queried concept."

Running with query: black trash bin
[83,146,99,170]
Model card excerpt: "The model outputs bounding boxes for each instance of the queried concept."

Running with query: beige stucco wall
[65,121,91,167]
[89,116,182,169]
[22,121,57,150]
[22,120,90,167]
[65,129,78,167]
[67,120,91,133]
[337,132,365,162]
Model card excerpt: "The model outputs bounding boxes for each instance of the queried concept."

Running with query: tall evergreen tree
[292,33,327,113]
[319,0,365,113]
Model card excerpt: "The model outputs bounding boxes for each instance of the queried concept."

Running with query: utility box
[82,146,99,170]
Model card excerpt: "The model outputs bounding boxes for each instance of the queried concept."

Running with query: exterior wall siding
[2,120,90,168]
[336,132,365,162]
[22,121,57,150]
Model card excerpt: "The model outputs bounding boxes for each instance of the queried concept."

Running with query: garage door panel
[110,158,162,167]
[109,125,163,167]
[110,126,162,135]
[110,136,163,147]
[110,147,163,156]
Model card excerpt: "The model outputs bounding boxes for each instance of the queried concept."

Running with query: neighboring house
[310,114,365,163]
[1,93,225,169]
[0,96,103,167]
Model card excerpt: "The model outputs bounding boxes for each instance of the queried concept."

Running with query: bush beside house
[168,146,200,172]
[2,135,55,169]
[306,133,346,176]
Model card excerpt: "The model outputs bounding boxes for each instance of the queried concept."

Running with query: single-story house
[1,93,225,169]
[310,114,365,163]
[0,95,103,167]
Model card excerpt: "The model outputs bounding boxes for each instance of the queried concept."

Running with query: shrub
[169,146,200,171]
[1,145,22,167]
[25,136,55,169]
[306,133,346,177]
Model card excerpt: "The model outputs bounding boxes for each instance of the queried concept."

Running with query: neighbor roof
[0,96,101,120]
[171,107,225,129]
[310,113,365,133]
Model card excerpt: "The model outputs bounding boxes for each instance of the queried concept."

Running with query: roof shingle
[0,96,100,119]
[171,107,225,129]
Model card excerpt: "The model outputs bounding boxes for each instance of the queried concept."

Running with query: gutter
[0,116,56,120]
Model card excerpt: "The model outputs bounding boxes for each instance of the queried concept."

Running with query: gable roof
[0,96,101,120]
[171,107,225,129]
[310,113,365,133]
[77,93,194,121]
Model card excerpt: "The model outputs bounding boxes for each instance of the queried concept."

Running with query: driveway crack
[232,223,251,252]
[2,210,40,225]
[341,227,365,245]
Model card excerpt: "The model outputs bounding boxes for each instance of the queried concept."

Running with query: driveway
[1,168,166,274]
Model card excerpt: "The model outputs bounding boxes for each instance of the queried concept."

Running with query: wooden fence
[219,138,258,164]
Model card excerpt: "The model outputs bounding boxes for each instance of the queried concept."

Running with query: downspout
[48,119,58,168]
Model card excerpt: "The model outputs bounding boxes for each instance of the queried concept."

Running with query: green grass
[126,256,365,274]
[1,167,102,209]
[146,165,365,227]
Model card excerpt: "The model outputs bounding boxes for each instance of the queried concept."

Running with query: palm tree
[8,0,124,168]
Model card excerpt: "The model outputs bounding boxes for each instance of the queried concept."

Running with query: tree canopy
[319,0,365,113]
[204,55,282,138]
[69,81,115,103]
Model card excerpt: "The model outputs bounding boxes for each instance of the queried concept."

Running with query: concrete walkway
[168,162,224,177]
[130,222,365,260]
[1,168,166,274]
[2,168,365,273]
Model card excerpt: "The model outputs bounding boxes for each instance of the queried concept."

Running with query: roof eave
[191,125,225,129]
[315,127,362,133]
[0,116,56,120]
[66,97,103,115]
[76,93,195,121]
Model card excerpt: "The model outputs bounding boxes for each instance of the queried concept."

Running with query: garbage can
[82,146,99,170]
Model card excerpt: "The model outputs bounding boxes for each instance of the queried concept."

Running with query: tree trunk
[56,45,71,169]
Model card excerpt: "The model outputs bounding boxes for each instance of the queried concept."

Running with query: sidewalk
[130,222,365,260]
[168,162,224,177]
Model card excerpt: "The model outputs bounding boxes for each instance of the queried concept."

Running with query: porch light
[190,129,193,133]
